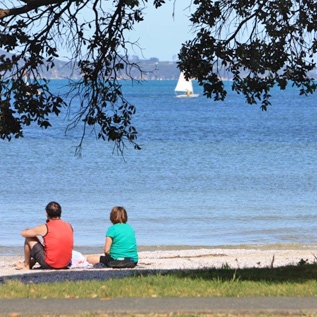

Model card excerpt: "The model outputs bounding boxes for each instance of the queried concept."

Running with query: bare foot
[14,261,30,270]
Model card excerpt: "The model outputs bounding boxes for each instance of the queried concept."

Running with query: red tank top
[44,219,73,269]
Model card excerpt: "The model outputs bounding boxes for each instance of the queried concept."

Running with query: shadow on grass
[2,263,317,284]
[161,263,317,283]
[0,268,138,284]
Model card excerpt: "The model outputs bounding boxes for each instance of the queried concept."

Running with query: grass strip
[1,263,317,299]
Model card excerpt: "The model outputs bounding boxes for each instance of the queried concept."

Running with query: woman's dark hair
[45,201,62,218]
[110,206,128,224]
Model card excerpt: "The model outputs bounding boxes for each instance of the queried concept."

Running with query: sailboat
[23,71,41,95]
[174,72,199,98]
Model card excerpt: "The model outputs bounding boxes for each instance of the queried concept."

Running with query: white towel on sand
[69,250,93,269]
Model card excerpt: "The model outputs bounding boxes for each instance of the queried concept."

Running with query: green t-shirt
[106,223,138,262]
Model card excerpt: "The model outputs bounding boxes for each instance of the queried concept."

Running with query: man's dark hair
[46,201,62,218]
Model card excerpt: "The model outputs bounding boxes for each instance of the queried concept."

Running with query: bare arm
[103,236,113,254]
[21,224,47,238]
[87,236,113,265]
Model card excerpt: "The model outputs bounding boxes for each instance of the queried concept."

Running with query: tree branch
[0,0,66,19]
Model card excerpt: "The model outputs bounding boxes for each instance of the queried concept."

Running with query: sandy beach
[1,247,317,284]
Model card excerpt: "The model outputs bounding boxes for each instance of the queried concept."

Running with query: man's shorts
[31,242,54,269]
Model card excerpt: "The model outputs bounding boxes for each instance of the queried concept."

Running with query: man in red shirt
[16,201,74,270]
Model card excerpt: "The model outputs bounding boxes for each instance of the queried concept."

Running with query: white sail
[174,72,199,98]
[175,72,194,93]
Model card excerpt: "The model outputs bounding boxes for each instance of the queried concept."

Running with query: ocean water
[1,80,316,255]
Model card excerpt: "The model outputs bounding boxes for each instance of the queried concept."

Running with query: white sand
[1,247,317,283]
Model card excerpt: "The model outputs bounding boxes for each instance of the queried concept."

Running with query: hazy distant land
[2,50,316,81]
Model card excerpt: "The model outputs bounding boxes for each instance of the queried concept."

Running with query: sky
[10,0,195,62]
[129,1,196,61]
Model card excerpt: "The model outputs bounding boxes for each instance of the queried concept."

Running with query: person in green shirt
[87,206,138,266]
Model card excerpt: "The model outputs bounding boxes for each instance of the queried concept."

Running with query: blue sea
[1,80,316,256]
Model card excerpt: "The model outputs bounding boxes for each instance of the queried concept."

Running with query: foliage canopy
[0,0,316,152]
[179,0,317,109]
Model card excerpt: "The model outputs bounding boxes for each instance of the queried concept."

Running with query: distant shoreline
[2,243,317,257]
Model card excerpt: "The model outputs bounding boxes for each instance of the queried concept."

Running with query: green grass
[7,312,317,317]
[1,263,317,299]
